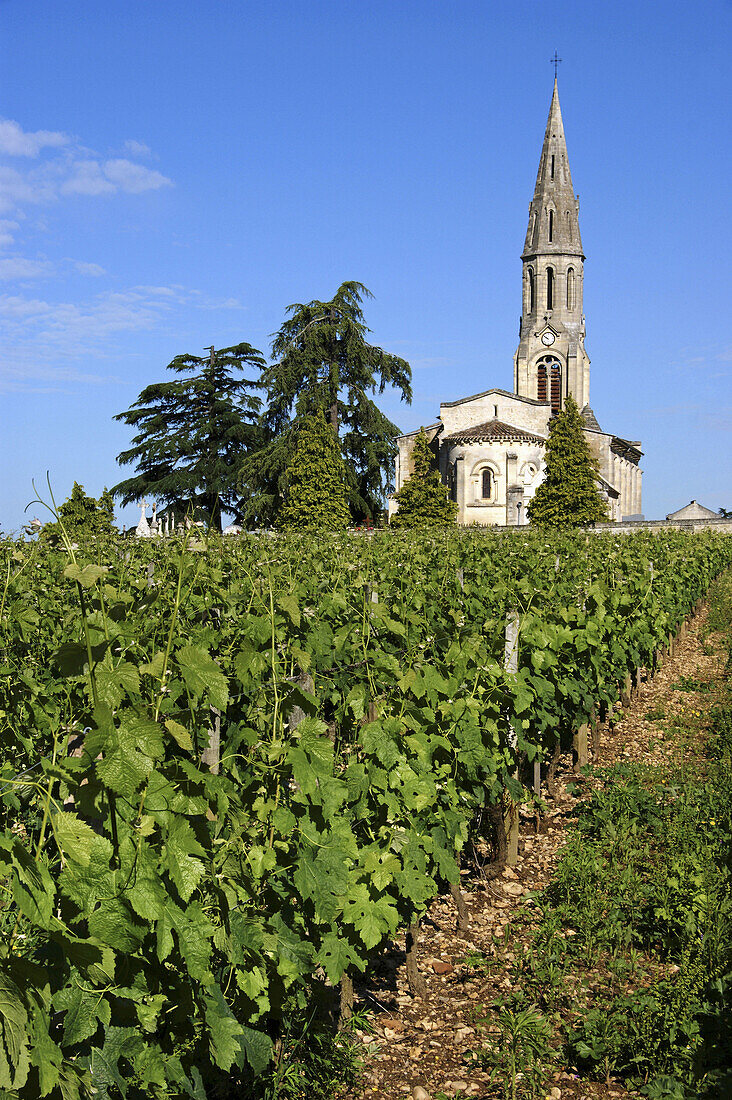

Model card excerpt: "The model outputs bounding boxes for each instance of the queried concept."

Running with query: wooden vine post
[504,610,520,866]
[573,722,589,773]
[590,704,601,758]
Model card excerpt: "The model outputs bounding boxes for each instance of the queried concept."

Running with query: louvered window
[537,356,562,415]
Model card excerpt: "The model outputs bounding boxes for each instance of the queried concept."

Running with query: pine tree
[389,429,458,529]
[278,409,350,531]
[113,343,264,531]
[527,395,608,528]
[240,282,411,526]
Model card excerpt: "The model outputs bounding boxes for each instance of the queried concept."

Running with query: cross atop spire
[550,51,562,81]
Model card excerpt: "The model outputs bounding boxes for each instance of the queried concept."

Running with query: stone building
[390,80,643,525]
[666,501,718,522]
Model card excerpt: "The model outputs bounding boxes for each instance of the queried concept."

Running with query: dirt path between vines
[345,605,727,1100]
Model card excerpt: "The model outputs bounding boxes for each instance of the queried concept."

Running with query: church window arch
[548,210,554,242]
[546,266,554,310]
[537,362,547,403]
[449,462,458,502]
[526,267,535,312]
[567,267,575,310]
[537,355,562,415]
[550,154,555,180]
[469,460,499,503]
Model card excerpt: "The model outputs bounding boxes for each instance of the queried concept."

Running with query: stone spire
[514,79,591,412]
[522,79,583,262]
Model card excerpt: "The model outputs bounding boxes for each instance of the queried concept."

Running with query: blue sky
[1,0,730,530]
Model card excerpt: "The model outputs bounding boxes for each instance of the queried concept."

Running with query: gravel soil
[342,605,727,1100]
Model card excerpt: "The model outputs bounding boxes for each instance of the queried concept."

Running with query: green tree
[41,482,116,544]
[113,343,264,531]
[389,428,458,529]
[278,409,350,530]
[240,282,411,526]
[527,394,608,528]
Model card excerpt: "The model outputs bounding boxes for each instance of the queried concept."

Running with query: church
[390,80,643,525]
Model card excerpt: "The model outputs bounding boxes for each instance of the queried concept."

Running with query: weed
[670,675,713,694]
[474,1001,556,1099]
[706,568,732,633]
[460,948,492,973]
[248,1002,366,1100]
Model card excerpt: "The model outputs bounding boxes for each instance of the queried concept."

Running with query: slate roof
[580,405,603,432]
[444,419,546,445]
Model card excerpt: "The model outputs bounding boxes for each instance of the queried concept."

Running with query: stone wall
[440,390,550,437]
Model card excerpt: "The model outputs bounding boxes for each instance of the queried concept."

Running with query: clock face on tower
[540,329,556,346]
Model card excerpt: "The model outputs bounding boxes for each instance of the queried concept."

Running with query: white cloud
[60,158,172,197]
[59,157,171,195]
[60,159,116,196]
[123,139,151,158]
[0,295,52,318]
[0,257,52,279]
[0,119,69,157]
[0,284,242,352]
[0,121,172,220]
[0,219,20,247]
[0,121,174,286]
[0,165,55,212]
[102,159,171,193]
[0,283,252,391]
[73,261,106,277]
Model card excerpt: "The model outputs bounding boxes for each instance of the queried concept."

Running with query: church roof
[580,405,603,432]
[611,436,643,463]
[598,475,620,500]
[441,387,549,409]
[522,79,584,261]
[444,418,546,445]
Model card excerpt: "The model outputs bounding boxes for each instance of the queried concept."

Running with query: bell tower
[514,79,590,413]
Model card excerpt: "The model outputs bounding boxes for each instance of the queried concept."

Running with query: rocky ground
[343,606,726,1100]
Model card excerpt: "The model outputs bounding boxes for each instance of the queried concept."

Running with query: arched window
[550,154,555,181]
[537,362,547,402]
[481,468,493,500]
[548,210,554,242]
[567,267,575,310]
[527,267,535,312]
[537,356,562,415]
[550,362,561,416]
[546,266,554,310]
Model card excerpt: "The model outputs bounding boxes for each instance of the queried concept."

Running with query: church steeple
[522,80,583,263]
[514,79,590,412]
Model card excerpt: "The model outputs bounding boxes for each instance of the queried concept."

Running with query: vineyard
[1,528,731,1099]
